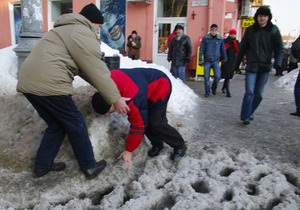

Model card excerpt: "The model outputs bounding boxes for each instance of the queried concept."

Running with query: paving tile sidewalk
[185,71,300,167]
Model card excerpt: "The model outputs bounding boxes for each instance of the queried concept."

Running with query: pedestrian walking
[168,24,192,83]
[199,24,227,97]
[233,6,284,124]
[290,35,300,117]
[221,28,239,97]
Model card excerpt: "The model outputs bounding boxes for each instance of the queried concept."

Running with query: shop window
[157,0,187,17]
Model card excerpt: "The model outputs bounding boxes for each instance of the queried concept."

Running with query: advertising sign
[100,0,126,54]
[242,16,255,28]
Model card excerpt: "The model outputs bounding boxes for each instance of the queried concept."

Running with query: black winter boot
[225,80,231,97]
[222,80,227,94]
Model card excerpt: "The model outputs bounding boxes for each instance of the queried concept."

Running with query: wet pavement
[185,71,300,167]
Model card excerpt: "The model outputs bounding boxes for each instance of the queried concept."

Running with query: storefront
[1,0,240,75]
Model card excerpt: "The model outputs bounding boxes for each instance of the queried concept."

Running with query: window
[13,3,22,44]
[157,0,187,17]
[51,0,72,22]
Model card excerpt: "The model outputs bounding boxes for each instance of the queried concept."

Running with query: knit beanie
[80,3,104,24]
[91,92,112,115]
[210,24,218,30]
[229,28,237,35]
[175,24,184,31]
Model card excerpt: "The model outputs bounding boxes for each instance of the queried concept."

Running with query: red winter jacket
[110,68,171,152]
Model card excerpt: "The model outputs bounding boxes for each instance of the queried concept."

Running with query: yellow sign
[242,17,255,28]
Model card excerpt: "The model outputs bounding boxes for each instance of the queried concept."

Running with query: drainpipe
[220,0,226,36]
[14,0,43,77]
[208,0,214,30]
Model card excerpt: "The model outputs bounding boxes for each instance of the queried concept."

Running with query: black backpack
[291,35,300,60]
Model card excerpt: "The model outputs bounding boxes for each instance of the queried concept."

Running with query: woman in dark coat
[221,28,239,97]
[127,30,141,60]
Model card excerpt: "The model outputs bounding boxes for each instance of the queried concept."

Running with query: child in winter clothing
[92,68,187,167]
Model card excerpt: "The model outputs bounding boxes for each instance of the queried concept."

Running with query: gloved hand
[199,61,204,66]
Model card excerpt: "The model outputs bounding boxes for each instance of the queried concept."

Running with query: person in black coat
[290,35,300,117]
[167,24,192,83]
[233,6,284,125]
[221,28,239,97]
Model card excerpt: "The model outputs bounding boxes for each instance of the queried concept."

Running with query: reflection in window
[158,23,171,53]
[157,0,187,17]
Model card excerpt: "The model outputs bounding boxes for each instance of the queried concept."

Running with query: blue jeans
[240,71,269,120]
[294,70,300,113]
[24,94,96,170]
[204,61,221,95]
[172,66,185,83]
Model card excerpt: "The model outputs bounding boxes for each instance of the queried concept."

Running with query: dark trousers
[24,94,96,170]
[145,105,185,149]
[295,70,300,113]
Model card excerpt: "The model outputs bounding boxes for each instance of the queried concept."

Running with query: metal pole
[13,0,43,77]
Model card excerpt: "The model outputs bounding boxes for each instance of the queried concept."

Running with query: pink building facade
[0,0,240,72]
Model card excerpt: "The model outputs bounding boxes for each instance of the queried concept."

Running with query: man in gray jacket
[17,3,130,179]
[234,6,283,125]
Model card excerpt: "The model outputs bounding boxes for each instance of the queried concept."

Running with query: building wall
[127,2,154,62]
[0,0,19,48]
[0,0,239,65]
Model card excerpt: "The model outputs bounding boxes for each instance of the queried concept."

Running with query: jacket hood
[254,6,272,24]
[253,6,273,31]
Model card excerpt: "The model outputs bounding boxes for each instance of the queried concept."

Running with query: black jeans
[24,94,96,170]
[145,105,185,149]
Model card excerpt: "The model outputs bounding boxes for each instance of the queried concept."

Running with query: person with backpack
[290,35,300,117]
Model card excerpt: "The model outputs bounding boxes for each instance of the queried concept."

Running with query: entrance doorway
[153,0,188,70]
[154,19,187,70]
